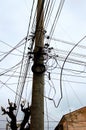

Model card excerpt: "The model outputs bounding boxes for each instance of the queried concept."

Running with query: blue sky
[0,0,86,129]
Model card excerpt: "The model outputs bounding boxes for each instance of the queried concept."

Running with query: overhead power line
[48,36,86,50]
[15,0,35,115]
[60,35,86,107]
[0,37,26,62]
[0,61,21,76]
[48,0,65,44]
[44,0,56,29]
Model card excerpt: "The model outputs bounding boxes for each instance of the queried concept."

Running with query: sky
[0,0,86,130]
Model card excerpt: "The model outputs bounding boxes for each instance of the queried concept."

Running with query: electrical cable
[0,40,23,53]
[45,79,56,99]
[44,95,61,108]
[43,0,51,22]
[44,36,86,108]
[15,0,35,115]
[50,72,86,79]
[44,0,56,29]
[26,0,35,38]
[0,37,26,62]
[64,84,71,113]
[15,54,31,115]
[48,36,86,50]
[54,48,86,59]
[60,36,86,107]
[48,0,65,44]
[0,80,24,100]
[58,56,86,66]
[0,65,19,89]
[0,61,21,76]
[0,50,23,57]
[59,66,86,74]
[67,81,83,106]
[0,72,32,78]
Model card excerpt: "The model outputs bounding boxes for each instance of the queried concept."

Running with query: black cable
[15,0,35,114]
[44,0,51,22]
[44,0,56,29]
[26,0,35,39]
[48,0,65,44]
[15,55,31,115]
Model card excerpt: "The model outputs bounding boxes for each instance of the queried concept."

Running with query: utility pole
[30,0,45,130]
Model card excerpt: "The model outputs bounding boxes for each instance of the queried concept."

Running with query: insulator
[44,43,49,48]
[46,36,50,39]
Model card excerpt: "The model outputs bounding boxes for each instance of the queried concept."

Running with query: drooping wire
[44,36,86,108]
[60,36,86,107]
[45,79,56,99]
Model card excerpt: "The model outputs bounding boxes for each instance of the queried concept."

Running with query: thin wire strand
[0,61,21,76]
[49,36,86,50]
[0,40,23,53]
[0,80,24,100]
[48,0,65,44]
[44,0,56,29]
[0,37,26,62]
[15,0,35,115]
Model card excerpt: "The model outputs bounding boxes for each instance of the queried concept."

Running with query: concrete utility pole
[30,0,45,130]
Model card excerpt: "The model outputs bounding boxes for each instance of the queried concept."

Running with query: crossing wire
[0,37,26,62]
[48,36,86,50]
[15,0,35,115]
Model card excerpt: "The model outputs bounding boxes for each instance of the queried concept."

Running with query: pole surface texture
[30,0,44,130]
